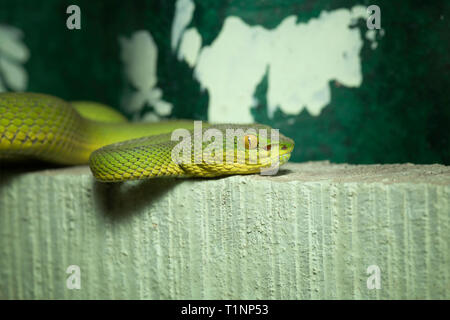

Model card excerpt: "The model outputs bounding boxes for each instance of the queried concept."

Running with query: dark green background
[0,0,449,164]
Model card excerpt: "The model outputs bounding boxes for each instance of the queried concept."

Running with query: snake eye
[244,134,258,150]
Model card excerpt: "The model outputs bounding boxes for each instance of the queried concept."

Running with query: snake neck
[84,119,197,151]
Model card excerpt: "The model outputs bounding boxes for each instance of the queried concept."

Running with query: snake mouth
[278,148,292,166]
[279,152,291,164]
[257,143,293,167]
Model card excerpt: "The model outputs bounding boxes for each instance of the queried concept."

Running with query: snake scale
[0,92,294,182]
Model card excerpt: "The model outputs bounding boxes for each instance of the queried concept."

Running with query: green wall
[0,0,449,164]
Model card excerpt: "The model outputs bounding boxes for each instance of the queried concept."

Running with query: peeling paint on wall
[177,27,202,68]
[0,25,29,92]
[193,18,269,123]
[171,0,195,52]
[365,28,385,50]
[175,5,380,123]
[119,30,172,121]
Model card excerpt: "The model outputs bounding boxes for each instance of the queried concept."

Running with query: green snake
[0,92,294,182]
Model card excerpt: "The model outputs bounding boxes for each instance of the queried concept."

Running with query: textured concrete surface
[0,162,449,299]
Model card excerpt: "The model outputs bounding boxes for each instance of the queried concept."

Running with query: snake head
[180,123,295,177]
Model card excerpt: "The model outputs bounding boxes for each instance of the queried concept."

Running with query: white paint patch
[171,0,195,52]
[365,30,378,49]
[366,28,385,50]
[192,6,377,123]
[0,25,29,92]
[178,27,202,67]
[267,9,365,117]
[194,18,271,123]
[119,30,172,120]
[120,30,158,92]
[351,5,367,23]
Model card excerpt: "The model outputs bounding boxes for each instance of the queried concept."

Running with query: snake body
[0,92,294,182]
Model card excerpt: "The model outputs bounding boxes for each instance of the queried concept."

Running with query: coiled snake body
[0,93,294,182]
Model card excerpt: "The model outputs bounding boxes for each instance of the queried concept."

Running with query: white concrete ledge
[0,162,449,299]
